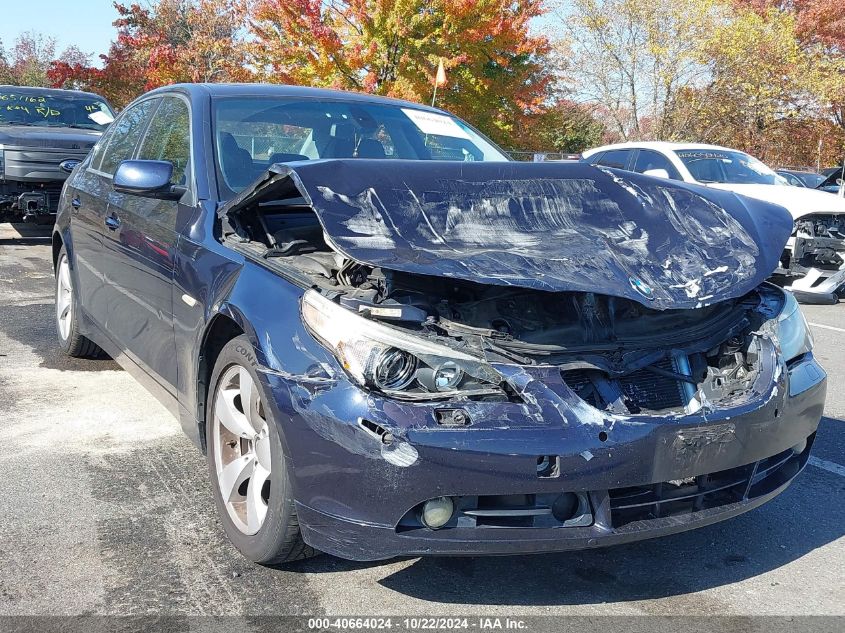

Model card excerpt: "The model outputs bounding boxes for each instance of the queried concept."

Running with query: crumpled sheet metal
[221,159,793,310]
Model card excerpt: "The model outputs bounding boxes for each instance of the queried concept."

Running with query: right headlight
[301,290,504,400]
[302,290,503,400]
[775,290,813,362]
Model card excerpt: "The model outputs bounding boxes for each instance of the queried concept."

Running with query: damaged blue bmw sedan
[53,84,826,563]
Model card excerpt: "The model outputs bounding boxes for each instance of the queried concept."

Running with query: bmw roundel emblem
[629,276,655,300]
[59,159,81,173]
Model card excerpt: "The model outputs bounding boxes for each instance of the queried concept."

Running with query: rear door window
[595,149,633,170]
[633,150,681,180]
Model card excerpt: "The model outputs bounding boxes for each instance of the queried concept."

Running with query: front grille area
[608,436,812,529]
[562,356,687,414]
[619,358,686,411]
[393,435,812,542]
[561,369,600,408]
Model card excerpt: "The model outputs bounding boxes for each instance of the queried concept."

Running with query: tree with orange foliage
[50,0,253,107]
[249,0,553,148]
[49,37,145,106]
[731,0,843,49]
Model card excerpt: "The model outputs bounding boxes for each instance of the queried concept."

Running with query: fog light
[552,492,579,522]
[420,496,454,529]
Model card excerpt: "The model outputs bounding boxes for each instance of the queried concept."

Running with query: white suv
[583,142,845,301]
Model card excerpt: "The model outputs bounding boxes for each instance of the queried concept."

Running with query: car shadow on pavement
[0,221,53,241]
[0,300,120,372]
[0,236,52,246]
[289,417,844,606]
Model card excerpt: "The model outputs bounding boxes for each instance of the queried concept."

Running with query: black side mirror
[113,160,185,200]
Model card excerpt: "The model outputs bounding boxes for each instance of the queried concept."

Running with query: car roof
[0,84,109,102]
[582,141,739,156]
[147,82,446,113]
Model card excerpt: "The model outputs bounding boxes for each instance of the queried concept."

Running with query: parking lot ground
[0,225,843,619]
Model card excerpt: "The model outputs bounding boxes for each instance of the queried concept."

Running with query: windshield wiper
[42,123,97,129]
[0,121,36,126]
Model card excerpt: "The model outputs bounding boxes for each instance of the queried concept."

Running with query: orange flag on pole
[435,58,447,87]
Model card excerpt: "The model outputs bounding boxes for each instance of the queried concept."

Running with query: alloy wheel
[56,255,73,341]
[212,365,272,536]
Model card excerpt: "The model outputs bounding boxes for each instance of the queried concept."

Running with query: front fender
[177,242,339,455]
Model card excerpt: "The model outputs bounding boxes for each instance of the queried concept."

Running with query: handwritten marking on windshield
[3,104,61,118]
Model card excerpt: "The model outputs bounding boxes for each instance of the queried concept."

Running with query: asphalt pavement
[0,224,843,620]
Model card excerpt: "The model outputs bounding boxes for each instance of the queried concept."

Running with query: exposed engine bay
[226,198,785,416]
[777,213,845,299]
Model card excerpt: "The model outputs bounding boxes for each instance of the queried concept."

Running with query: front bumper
[0,181,63,223]
[779,235,845,299]
[264,353,826,561]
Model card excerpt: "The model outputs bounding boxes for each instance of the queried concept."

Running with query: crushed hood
[220,159,794,310]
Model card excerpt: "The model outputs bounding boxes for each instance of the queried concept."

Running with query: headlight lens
[373,348,418,390]
[301,290,503,399]
[776,290,813,362]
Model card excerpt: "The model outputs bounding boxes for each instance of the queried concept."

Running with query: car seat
[314,123,356,158]
[218,132,255,189]
[355,138,386,159]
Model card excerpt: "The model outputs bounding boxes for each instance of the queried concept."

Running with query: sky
[0,0,554,67]
[0,0,120,64]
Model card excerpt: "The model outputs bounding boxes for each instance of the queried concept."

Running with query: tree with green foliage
[732,0,845,163]
[680,5,842,165]
[551,0,719,141]
[0,32,86,87]
[529,100,607,153]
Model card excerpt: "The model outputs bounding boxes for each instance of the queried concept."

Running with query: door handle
[104,214,121,231]
[71,197,81,210]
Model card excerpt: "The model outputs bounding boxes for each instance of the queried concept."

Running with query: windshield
[213,96,509,196]
[0,90,114,130]
[675,149,787,185]
[819,168,845,192]
[799,173,825,187]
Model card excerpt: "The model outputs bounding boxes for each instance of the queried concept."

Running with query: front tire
[55,245,102,358]
[206,336,316,564]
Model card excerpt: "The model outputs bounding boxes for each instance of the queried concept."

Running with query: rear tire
[206,336,316,564]
[55,246,102,358]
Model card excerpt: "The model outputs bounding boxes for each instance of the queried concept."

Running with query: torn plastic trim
[217,159,794,311]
